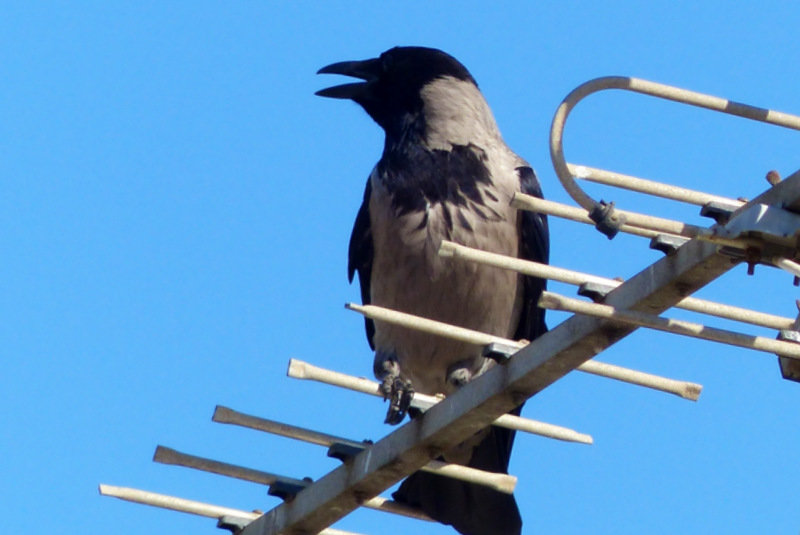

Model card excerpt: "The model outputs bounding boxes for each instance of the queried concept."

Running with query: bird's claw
[382,376,414,425]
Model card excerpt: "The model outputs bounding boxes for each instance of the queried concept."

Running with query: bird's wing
[348,178,375,349]
[514,165,550,341]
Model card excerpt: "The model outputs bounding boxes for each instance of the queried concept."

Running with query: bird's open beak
[316,58,380,100]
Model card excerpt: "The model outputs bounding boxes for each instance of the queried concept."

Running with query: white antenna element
[99,484,259,521]
[287,358,594,444]
[512,194,664,239]
[152,446,432,522]
[538,292,800,360]
[438,240,797,331]
[211,407,517,494]
[345,302,702,400]
[567,164,742,207]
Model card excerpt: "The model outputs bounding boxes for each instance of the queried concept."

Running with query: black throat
[377,140,494,218]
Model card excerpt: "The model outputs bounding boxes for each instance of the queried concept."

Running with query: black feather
[378,143,493,217]
[348,179,375,349]
[393,404,524,535]
[514,165,549,341]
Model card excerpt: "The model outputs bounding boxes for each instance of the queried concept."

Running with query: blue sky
[2,2,799,534]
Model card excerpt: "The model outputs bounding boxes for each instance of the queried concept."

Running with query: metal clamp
[777,301,800,383]
[267,480,310,502]
[217,515,255,533]
[327,441,369,462]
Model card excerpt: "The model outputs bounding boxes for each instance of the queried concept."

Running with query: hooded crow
[317,46,549,535]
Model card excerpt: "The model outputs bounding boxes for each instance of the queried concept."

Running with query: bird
[317,46,549,535]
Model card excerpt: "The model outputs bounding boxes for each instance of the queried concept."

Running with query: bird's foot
[446,361,475,388]
[381,375,414,425]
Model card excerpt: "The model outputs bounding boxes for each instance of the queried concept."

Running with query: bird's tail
[392,405,523,535]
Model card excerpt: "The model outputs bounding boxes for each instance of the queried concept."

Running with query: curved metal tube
[550,76,800,238]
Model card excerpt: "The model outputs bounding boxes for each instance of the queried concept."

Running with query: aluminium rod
[677,296,795,331]
[423,460,516,494]
[770,257,800,279]
[212,406,516,494]
[346,303,702,400]
[549,76,800,235]
[213,406,364,449]
[286,359,595,444]
[99,485,366,535]
[513,192,764,249]
[365,497,432,522]
[514,192,708,241]
[154,445,307,487]
[567,164,742,208]
[538,291,800,360]
[153,446,432,522]
[439,239,615,287]
[439,240,797,331]
[511,193,662,238]
[99,484,259,521]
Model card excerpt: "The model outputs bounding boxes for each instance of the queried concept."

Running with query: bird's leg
[374,352,414,425]
[446,360,475,388]
[384,376,414,425]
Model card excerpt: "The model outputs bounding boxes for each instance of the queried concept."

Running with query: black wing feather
[348,178,375,349]
[514,166,549,341]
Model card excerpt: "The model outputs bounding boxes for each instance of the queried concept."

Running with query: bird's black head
[316,47,477,140]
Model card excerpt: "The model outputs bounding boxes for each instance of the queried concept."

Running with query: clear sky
[2,2,799,534]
